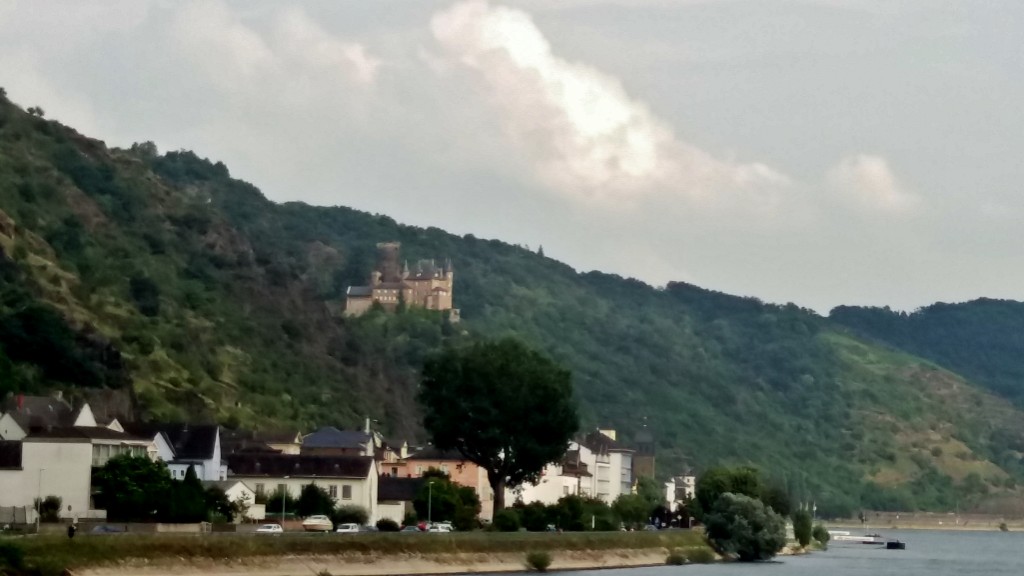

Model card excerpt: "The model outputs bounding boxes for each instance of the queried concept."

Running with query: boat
[301,515,334,532]
[828,530,886,544]
[886,540,906,550]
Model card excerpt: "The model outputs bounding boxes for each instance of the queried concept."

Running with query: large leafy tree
[93,455,172,522]
[694,466,764,520]
[412,470,481,531]
[296,483,335,517]
[419,338,579,516]
[704,493,787,562]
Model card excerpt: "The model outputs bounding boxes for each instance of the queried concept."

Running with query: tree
[296,483,335,517]
[694,466,763,520]
[704,493,787,562]
[265,487,297,519]
[792,509,812,547]
[419,338,579,518]
[613,493,650,528]
[333,505,369,525]
[412,471,481,531]
[34,495,62,523]
[635,476,665,512]
[93,455,172,522]
[205,486,242,523]
[163,465,208,522]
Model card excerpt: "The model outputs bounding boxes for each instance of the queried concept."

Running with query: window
[563,486,570,496]
[342,485,352,500]
[255,483,265,496]
[440,464,448,474]
[391,467,398,477]
[415,465,423,475]
[329,485,338,498]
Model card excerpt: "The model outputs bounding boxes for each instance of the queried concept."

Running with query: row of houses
[0,393,693,524]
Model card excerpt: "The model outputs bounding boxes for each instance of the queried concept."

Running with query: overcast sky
[2,0,1022,313]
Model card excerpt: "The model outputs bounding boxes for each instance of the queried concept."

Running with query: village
[0,391,695,532]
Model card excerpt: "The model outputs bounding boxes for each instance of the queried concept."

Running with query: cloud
[827,154,919,212]
[429,1,789,207]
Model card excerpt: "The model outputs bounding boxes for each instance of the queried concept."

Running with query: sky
[2,0,1022,314]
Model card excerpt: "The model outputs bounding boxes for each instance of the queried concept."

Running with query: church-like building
[344,242,456,317]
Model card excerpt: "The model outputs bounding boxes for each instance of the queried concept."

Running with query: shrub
[686,547,716,564]
[0,541,24,571]
[665,550,685,565]
[704,493,787,562]
[792,509,812,547]
[812,524,831,546]
[34,495,62,522]
[376,518,400,532]
[999,522,1009,532]
[494,508,521,532]
[333,505,369,526]
[525,550,552,572]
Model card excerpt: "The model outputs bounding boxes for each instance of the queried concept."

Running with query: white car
[255,523,284,534]
[302,515,334,532]
[428,523,452,533]
[335,523,360,533]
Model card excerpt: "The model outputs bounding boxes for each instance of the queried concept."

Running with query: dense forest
[2,89,1024,516]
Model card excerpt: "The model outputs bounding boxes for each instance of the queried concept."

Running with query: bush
[792,509,812,547]
[525,551,552,572]
[665,550,685,565]
[812,524,831,546]
[494,508,521,532]
[704,493,787,562]
[0,541,24,571]
[999,522,1009,532]
[333,505,369,526]
[376,518,401,532]
[34,495,62,522]
[686,547,716,564]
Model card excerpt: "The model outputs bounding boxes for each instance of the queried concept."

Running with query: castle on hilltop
[344,242,457,318]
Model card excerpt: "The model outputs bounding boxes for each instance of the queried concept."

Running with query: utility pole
[36,468,45,533]
[428,480,434,526]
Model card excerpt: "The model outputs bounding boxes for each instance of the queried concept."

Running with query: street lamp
[428,480,434,526]
[35,468,45,533]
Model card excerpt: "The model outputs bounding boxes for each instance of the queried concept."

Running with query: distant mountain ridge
[2,90,1024,516]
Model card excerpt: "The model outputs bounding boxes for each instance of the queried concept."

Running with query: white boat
[829,530,886,544]
[302,515,334,532]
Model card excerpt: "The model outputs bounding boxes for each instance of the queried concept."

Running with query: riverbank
[828,511,1024,532]
[3,531,711,576]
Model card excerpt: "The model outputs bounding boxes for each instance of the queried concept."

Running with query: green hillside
[2,90,1023,516]
[831,300,1024,403]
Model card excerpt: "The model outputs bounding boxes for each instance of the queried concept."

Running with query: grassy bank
[1,530,707,575]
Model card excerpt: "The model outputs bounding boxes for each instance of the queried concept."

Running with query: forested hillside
[831,300,1024,403]
[2,90,1024,515]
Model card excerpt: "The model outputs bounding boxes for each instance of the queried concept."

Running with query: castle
[344,242,457,317]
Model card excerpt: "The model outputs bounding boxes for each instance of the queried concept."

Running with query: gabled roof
[302,426,371,450]
[378,476,424,502]
[1,395,76,431]
[220,429,300,455]
[0,441,22,469]
[580,430,634,454]
[226,453,373,479]
[125,423,219,460]
[25,426,149,442]
[202,480,252,493]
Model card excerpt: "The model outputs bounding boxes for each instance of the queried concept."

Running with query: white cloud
[827,154,919,212]
[429,1,789,207]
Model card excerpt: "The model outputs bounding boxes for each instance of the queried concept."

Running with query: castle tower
[376,242,402,283]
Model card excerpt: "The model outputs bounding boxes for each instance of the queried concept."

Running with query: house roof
[580,430,634,454]
[221,428,299,455]
[25,426,149,442]
[1,395,76,431]
[202,480,252,493]
[378,476,424,502]
[405,446,467,461]
[302,426,370,450]
[0,441,22,469]
[226,453,373,479]
[125,423,219,460]
[346,286,373,297]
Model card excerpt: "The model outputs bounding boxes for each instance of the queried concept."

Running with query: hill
[2,89,1023,516]
[831,300,1024,403]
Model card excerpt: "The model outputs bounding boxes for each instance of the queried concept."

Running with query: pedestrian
[67,523,77,539]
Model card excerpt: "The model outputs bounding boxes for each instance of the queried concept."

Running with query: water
[557,530,1024,576]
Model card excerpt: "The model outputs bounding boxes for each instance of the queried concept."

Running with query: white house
[508,445,594,506]
[202,479,261,522]
[226,453,379,522]
[126,423,226,481]
[0,426,154,520]
[579,429,634,504]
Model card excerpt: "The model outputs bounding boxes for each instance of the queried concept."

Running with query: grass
[4,530,709,575]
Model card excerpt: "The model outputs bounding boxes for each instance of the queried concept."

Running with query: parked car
[358,524,379,533]
[401,525,423,532]
[427,524,452,533]
[643,524,659,531]
[256,523,284,534]
[302,515,334,532]
[335,523,360,533]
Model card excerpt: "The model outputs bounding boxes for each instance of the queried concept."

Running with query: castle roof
[346,286,373,297]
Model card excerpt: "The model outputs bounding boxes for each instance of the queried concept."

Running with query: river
[554,530,1024,576]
